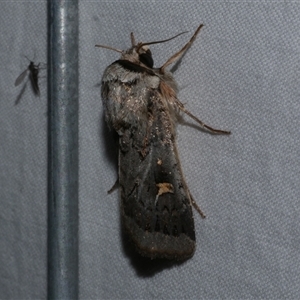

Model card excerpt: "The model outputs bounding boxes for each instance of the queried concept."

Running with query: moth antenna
[136,31,188,53]
[160,24,204,73]
[95,44,123,54]
[130,32,136,47]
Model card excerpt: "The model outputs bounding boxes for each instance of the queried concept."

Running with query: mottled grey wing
[119,90,195,260]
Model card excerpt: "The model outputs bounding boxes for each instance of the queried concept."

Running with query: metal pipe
[47,0,79,299]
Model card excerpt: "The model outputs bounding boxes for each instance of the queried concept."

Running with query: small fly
[15,56,41,97]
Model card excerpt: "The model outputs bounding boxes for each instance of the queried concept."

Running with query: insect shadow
[14,56,45,105]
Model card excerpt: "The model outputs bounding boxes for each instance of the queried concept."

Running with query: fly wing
[119,90,195,260]
[15,69,28,87]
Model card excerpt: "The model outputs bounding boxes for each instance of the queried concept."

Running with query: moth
[96,24,230,260]
[15,57,41,97]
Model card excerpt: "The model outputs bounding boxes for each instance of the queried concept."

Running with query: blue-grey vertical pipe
[47,0,78,299]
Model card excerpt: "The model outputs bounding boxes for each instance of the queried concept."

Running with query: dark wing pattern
[117,87,195,260]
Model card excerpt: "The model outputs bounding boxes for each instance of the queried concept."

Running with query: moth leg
[160,24,204,73]
[107,178,119,194]
[181,106,231,134]
[174,98,231,134]
[189,192,206,219]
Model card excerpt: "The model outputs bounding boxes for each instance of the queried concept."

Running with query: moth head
[136,45,153,68]
[133,31,188,69]
[95,30,187,70]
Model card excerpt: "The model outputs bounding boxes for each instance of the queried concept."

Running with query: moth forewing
[99,24,230,260]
